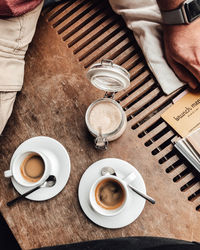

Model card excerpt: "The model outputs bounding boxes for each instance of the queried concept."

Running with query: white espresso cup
[4,150,51,188]
[89,173,135,216]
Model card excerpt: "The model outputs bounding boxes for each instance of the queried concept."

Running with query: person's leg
[0,1,43,135]
[0,92,17,134]
[35,237,200,250]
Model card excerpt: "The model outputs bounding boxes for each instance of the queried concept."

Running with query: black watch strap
[161,0,200,25]
[161,8,186,24]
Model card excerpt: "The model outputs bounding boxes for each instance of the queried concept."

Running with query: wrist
[162,17,200,42]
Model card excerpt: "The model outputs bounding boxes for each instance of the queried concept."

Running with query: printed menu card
[161,91,200,137]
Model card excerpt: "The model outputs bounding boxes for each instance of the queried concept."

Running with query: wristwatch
[161,0,200,24]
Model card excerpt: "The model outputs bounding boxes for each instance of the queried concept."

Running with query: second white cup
[89,174,131,216]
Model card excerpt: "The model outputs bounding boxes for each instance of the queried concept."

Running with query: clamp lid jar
[85,59,130,150]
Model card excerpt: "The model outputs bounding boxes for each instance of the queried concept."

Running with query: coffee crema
[95,178,125,210]
[20,153,45,183]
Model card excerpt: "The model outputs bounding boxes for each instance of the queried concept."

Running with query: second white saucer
[78,158,146,229]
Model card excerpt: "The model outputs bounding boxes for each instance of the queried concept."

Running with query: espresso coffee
[20,153,45,183]
[95,178,125,210]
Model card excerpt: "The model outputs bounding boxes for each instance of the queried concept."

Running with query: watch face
[185,0,200,22]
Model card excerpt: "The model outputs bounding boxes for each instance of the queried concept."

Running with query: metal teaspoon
[7,175,56,207]
[101,167,155,204]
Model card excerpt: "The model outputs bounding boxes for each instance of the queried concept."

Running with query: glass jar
[85,59,130,150]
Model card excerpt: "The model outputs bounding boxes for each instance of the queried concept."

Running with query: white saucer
[10,136,70,201]
[78,158,146,229]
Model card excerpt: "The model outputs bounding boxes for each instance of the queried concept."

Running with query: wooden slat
[121,79,156,108]
[127,91,179,128]
[146,130,175,152]
[125,88,162,117]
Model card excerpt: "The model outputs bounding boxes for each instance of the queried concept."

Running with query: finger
[174,49,200,82]
[166,54,198,89]
[185,63,200,83]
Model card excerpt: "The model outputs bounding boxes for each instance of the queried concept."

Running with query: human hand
[162,20,200,90]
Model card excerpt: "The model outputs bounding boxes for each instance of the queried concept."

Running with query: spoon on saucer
[7,175,56,207]
[101,167,155,204]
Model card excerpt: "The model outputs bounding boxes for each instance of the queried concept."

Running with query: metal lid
[87,59,130,92]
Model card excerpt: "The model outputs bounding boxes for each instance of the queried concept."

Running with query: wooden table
[0,1,199,249]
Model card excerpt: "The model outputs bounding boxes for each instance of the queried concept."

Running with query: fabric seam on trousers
[13,17,23,55]
[0,85,22,92]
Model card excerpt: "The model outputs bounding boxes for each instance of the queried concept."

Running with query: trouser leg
[0,92,17,134]
[0,1,43,134]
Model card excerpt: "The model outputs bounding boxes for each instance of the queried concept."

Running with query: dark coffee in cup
[95,178,125,210]
[20,153,45,183]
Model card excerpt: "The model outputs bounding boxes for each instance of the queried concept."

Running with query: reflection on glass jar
[85,98,127,149]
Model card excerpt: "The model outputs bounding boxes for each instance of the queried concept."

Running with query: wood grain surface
[0,1,200,249]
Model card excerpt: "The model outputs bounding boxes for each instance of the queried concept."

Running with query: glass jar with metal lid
[85,59,130,150]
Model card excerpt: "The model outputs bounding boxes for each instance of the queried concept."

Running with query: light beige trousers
[0,1,43,134]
